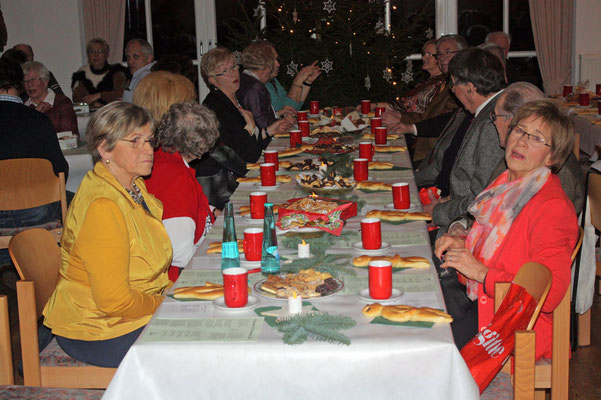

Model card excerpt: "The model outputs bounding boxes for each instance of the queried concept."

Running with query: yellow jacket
[43,162,172,340]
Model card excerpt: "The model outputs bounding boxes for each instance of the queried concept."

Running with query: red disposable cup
[297,111,308,121]
[310,101,319,115]
[260,163,276,186]
[333,107,343,116]
[370,117,382,135]
[249,191,267,219]
[290,129,302,147]
[361,217,382,250]
[375,126,388,145]
[359,141,374,162]
[298,120,310,137]
[243,228,263,261]
[361,100,371,115]
[369,260,392,299]
[598,102,601,115]
[353,158,369,182]
[596,84,601,97]
[579,93,590,107]
[264,150,279,170]
[562,85,573,97]
[392,182,411,209]
[223,267,248,307]
[375,106,386,117]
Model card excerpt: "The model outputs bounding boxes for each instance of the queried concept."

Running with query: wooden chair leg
[578,310,591,347]
[17,281,42,386]
[0,296,14,385]
[514,330,535,400]
[534,389,546,400]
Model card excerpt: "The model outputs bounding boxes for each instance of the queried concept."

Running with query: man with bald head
[122,38,155,103]
[12,43,63,94]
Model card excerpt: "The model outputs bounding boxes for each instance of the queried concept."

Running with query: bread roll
[368,162,394,170]
[355,182,392,191]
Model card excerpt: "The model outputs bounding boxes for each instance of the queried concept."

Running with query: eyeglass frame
[213,64,240,77]
[489,112,511,123]
[23,76,45,85]
[88,49,107,55]
[434,50,459,60]
[120,136,156,149]
[508,125,552,148]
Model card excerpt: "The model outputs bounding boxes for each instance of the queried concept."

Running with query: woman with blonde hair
[133,70,197,121]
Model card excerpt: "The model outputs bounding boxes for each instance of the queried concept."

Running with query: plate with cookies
[254,269,343,300]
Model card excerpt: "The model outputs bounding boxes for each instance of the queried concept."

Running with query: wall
[573,0,601,85]
[1,0,84,98]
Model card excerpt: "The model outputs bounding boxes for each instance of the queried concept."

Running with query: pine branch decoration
[276,312,356,345]
[280,253,355,277]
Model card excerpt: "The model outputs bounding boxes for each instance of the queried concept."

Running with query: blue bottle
[261,203,280,274]
[221,202,240,271]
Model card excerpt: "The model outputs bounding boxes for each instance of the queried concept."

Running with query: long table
[103,128,479,399]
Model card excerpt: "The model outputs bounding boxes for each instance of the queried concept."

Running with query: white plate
[352,241,391,254]
[241,215,264,224]
[254,277,344,301]
[351,176,375,182]
[384,203,419,212]
[212,295,260,311]
[357,288,404,304]
[253,182,281,190]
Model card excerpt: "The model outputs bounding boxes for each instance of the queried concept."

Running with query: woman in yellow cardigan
[43,102,172,367]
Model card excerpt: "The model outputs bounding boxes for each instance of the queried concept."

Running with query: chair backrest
[8,229,61,319]
[0,295,13,385]
[588,172,601,231]
[0,158,67,224]
[512,262,553,330]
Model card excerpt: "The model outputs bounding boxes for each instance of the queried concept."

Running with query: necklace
[125,182,144,204]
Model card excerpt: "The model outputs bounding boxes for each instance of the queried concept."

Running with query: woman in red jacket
[435,99,579,360]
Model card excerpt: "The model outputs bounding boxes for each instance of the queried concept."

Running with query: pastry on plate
[352,255,430,269]
[365,210,431,221]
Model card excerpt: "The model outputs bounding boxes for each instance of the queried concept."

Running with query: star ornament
[365,75,371,91]
[323,0,336,14]
[425,28,434,39]
[287,60,299,77]
[383,67,393,83]
[320,58,334,74]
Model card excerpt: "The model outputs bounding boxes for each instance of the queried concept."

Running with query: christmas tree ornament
[364,74,372,91]
[383,67,393,83]
[253,5,262,18]
[400,60,414,84]
[425,28,434,39]
[375,20,385,35]
[292,8,298,23]
[233,50,242,64]
[287,60,299,76]
[320,58,334,74]
[323,0,336,14]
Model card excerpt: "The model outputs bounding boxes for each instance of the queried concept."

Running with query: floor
[1,266,600,398]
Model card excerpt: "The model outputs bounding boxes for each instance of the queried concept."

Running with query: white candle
[298,240,311,258]
[319,162,327,175]
[288,292,303,315]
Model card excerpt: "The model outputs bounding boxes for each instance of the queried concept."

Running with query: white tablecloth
[102,132,479,400]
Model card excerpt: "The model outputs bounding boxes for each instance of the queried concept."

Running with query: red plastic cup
[298,120,310,137]
[359,141,374,162]
[297,111,308,121]
[264,150,279,170]
[333,107,343,117]
[361,217,382,250]
[249,191,267,219]
[369,260,392,299]
[290,130,302,147]
[392,182,411,209]
[223,267,248,307]
[596,84,601,97]
[353,158,369,182]
[375,126,388,145]
[598,102,601,115]
[361,100,371,115]
[260,163,276,186]
[579,93,590,107]
[375,106,386,117]
[562,85,573,97]
[243,228,263,261]
[370,117,382,135]
[310,101,319,115]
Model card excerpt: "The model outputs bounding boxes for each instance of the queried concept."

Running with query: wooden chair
[9,229,115,389]
[0,158,67,248]
[0,295,13,385]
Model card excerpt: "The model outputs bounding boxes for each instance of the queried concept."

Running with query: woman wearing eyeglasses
[435,99,579,360]
[43,102,171,367]
[72,37,129,108]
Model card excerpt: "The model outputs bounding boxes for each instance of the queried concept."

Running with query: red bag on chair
[460,283,537,393]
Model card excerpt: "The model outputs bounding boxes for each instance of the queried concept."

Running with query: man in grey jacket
[426,48,506,232]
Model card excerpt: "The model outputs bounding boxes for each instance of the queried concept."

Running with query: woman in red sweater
[435,100,579,360]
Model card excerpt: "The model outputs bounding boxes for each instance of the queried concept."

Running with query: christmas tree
[224,0,433,107]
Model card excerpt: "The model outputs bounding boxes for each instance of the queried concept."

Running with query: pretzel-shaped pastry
[236,175,292,184]
[361,133,400,140]
[368,161,394,170]
[355,182,392,191]
[362,304,452,323]
[373,145,407,153]
[352,255,430,269]
[365,210,431,221]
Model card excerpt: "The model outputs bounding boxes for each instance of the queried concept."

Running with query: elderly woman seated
[434,99,579,359]
[23,61,78,136]
[42,102,171,368]
[71,37,129,108]
[145,103,219,281]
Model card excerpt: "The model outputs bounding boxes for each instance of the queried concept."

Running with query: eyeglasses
[120,136,155,149]
[509,126,552,148]
[24,76,43,85]
[88,50,106,55]
[435,50,459,60]
[214,64,239,77]
[489,112,511,123]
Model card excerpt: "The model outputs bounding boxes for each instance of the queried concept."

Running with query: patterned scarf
[464,166,551,300]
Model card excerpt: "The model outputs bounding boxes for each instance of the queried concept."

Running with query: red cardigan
[475,174,578,360]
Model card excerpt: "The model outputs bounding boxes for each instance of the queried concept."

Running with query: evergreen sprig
[276,312,356,345]
[281,231,354,256]
[280,253,355,277]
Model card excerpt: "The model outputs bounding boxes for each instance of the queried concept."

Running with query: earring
[105,159,110,164]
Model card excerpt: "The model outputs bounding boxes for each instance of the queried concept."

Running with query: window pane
[508,0,535,51]
[124,0,147,61]
[151,0,196,60]
[216,0,260,51]
[458,0,503,46]
[392,0,435,39]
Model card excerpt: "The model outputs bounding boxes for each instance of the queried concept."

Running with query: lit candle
[288,292,303,315]
[319,162,327,175]
[298,240,311,258]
